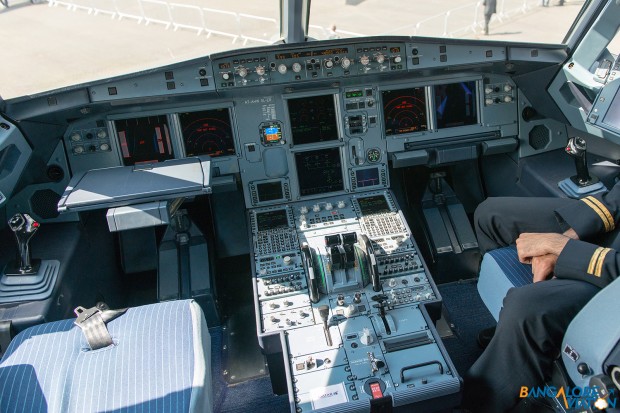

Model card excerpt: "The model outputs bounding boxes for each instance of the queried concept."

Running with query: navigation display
[288,95,339,145]
[382,88,428,136]
[358,195,391,215]
[434,81,478,129]
[256,210,289,231]
[179,108,235,157]
[257,181,284,202]
[602,88,620,132]
[115,115,174,166]
[295,147,344,196]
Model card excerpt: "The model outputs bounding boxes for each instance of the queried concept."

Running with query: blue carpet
[210,326,289,413]
[438,279,496,376]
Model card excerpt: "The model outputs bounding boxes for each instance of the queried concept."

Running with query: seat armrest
[561,277,620,387]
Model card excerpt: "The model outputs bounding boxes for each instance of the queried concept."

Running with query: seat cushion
[477,246,533,320]
[0,300,212,413]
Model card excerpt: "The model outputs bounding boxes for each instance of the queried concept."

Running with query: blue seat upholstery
[477,245,532,320]
[0,300,212,413]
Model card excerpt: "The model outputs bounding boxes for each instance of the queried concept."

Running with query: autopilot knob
[337,200,346,209]
[8,213,40,273]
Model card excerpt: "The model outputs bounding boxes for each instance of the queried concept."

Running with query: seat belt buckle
[73,305,101,326]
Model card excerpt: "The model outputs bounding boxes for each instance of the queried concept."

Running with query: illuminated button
[70,133,82,142]
[97,129,107,139]
[278,64,287,74]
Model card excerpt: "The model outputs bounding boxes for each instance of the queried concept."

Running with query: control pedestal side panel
[249,190,460,412]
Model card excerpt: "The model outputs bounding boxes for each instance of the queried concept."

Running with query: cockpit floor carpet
[438,279,496,376]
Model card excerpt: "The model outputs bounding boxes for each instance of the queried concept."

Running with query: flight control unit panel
[250,190,460,413]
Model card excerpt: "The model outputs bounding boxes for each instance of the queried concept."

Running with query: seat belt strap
[74,302,127,350]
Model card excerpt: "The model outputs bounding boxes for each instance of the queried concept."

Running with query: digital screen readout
[346,90,364,99]
[115,115,174,166]
[275,48,349,60]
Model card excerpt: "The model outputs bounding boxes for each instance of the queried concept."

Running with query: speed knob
[341,57,351,69]
[360,55,370,66]
[292,62,302,73]
[324,59,334,69]
[222,72,231,80]
[278,64,287,74]
[375,53,385,64]
[393,55,402,63]
[255,65,265,76]
[237,66,248,77]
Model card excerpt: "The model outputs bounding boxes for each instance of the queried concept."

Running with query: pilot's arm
[554,240,619,288]
[554,183,620,239]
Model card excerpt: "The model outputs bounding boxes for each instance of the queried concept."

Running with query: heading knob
[360,55,370,66]
[292,62,302,73]
[278,64,287,74]
[237,66,248,77]
[375,53,385,64]
[255,65,265,76]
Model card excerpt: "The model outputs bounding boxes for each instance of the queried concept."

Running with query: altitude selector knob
[237,66,248,77]
[255,65,265,76]
[360,55,370,66]
[375,53,385,64]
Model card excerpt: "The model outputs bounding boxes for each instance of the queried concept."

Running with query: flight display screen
[602,87,620,132]
[288,95,339,145]
[434,81,478,129]
[382,88,428,136]
[257,181,284,202]
[179,108,235,157]
[115,115,174,165]
[355,167,380,188]
[256,210,289,231]
[358,195,391,215]
[295,147,344,196]
[260,121,284,145]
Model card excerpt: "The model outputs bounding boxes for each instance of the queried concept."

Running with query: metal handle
[400,360,444,383]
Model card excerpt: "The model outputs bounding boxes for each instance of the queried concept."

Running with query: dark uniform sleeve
[554,184,620,240]
[554,239,619,288]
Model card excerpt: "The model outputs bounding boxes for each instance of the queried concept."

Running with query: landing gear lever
[566,137,599,187]
[7,213,41,275]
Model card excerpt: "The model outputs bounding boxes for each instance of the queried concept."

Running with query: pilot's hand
[515,233,570,264]
[531,254,557,283]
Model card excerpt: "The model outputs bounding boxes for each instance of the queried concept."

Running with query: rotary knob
[388,278,397,288]
[292,62,302,73]
[312,204,321,212]
[393,55,402,63]
[485,86,494,95]
[504,96,513,103]
[70,132,81,142]
[337,200,346,209]
[255,65,265,76]
[375,53,385,64]
[324,59,334,69]
[283,255,292,265]
[278,64,287,74]
[97,129,107,139]
[504,84,513,92]
[237,66,248,77]
[341,57,351,69]
[222,72,231,80]
[325,203,333,211]
[73,145,85,154]
[300,206,308,214]
[360,55,370,66]
[99,143,110,151]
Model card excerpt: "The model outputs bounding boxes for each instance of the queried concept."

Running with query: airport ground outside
[0,0,586,99]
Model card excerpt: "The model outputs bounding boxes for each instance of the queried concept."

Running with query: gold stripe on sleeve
[594,248,612,278]
[581,197,612,232]
[587,247,605,275]
[585,197,615,232]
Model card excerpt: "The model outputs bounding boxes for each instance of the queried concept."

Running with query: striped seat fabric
[477,245,533,320]
[0,300,212,413]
